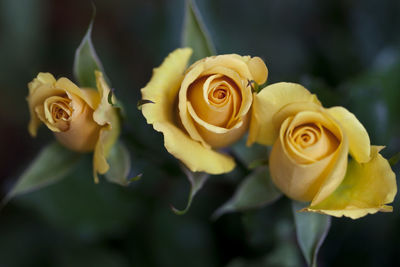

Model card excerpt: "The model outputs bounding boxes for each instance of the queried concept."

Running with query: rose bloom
[248,83,397,219]
[141,48,268,174]
[27,71,119,181]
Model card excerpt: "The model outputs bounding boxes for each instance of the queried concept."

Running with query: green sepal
[292,201,331,267]
[104,141,136,186]
[181,0,216,63]
[73,5,106,88]
[212,166,281,219]
[170,165,209,215]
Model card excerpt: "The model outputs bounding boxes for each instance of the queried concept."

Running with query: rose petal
[303,146,397,219]
[92,72,120,182]
[142,48,193,124]
[141,48,235,174]
[93,112,120,183]
[310,131,349,205]
[28,73,56,95]
[155,122,235,174]
[189,103,250,148]
[179,61,209,146]
[246,56,268,84]
[190,54,254,81]
[93,127,110,183]
[54,101,101,152]
[248,82,320,146]
[55,77,99,110]
[187,102,231,134]
[93,123,120,182]
[326,106,371,163]
[93,71,114,126]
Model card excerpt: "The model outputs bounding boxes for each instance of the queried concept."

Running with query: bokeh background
[1,0,400,266]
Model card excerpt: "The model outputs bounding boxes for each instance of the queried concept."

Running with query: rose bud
[27,71,119,181]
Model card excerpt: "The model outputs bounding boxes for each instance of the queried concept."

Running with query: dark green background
[1,0,399,266]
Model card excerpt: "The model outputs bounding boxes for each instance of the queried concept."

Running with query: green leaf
[73,6,106,88]
[2,142,81,206]
[170,165,209,215]
[181,0,216,63]
[292,201,331,267]
[212,166,282,219]
[104,141,135,186]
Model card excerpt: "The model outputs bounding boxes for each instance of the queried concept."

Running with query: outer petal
[186,54,254,81]
[54,101,101,152]
[28,72,56,95]
[303,146,397,219]
[247,82,320,146]
[92,111,120,183]
[142,48,192,124]
[93,71,113,126]
[141,48,235,174]
[92,72,120,182]
[93,125,114,183]
[155,122,234,174]
[245,56,268,84]
[178,60,209,146]
[326,106,371,163]
[310,131,348,205]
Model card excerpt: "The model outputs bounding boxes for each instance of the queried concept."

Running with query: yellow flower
[141,48,268,174]
[27,71,119,182]
[248,83,397,219]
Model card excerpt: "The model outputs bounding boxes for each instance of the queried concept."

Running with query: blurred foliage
[1,0,400,266]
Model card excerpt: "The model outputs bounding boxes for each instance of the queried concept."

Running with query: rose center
[293,124,320,148]
[209,87,229,105]
[51,100,72,121]
[288,122,338,161]
[213,88,226,99]
[43,95,73,132]
[187,75,242,128]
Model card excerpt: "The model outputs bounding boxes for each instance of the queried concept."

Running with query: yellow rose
[248,83,397,219]
[141,48,268,174]
[27,71,119,182]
